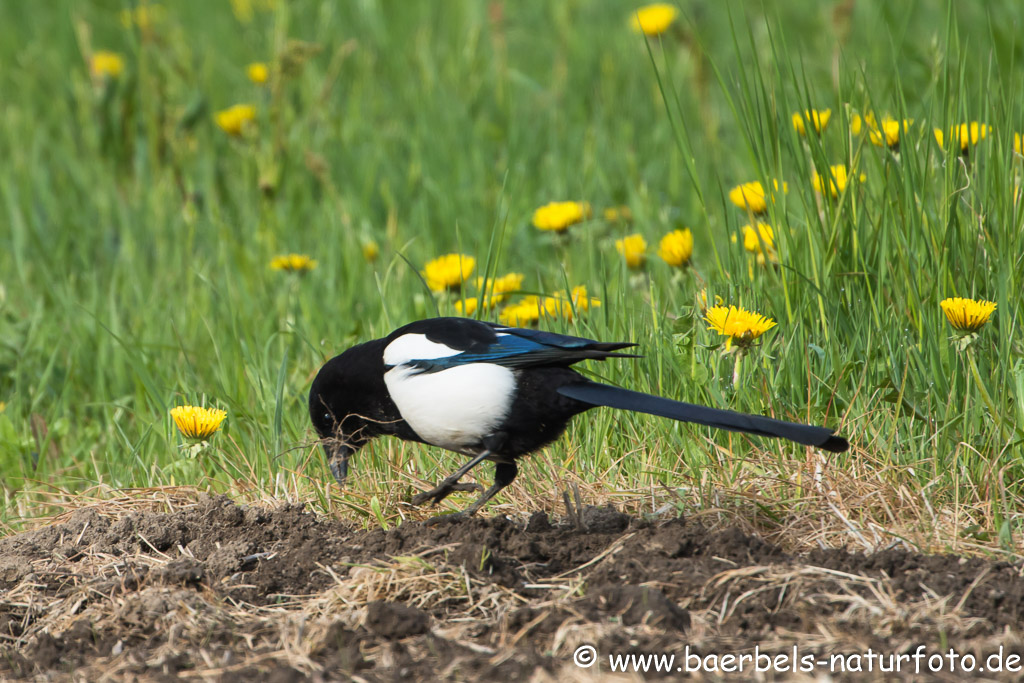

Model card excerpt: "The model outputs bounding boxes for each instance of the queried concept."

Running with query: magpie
[309,317,849,516]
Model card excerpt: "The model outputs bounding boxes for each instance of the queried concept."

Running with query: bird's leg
[424,462,518,525]
[411,451,491,508]
[445,482,486,494]
[459,461,518,517]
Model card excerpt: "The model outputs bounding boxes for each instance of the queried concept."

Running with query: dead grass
[352,439,1024,560]
[6,432,1023,564]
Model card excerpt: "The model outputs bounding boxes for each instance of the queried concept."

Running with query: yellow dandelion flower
[247,62,269,85]
[498,286,600,325]
[270,254,317,272]
[492,272,524,294]
[532,201,591,232]
[170,406,227,440]
[422,253,475,292]
[474,272,524,305]
[90,51,125,80]
[934,122,989,153]
[850,113,864,136]
[542,297,567,320]
[542,286,601,321]
[741,222,776,264]
[852,111,880,136]
[569,285,600,313]
[475,273,520,294]
[657,228,693,267]
[705,305,777,350]
[728,180,788,214]
[867,117,913,149]
[542,296,572,320]
[696,288,717,315]
[856,113,911,149]
[0,401,6,413]
[455,273,523,315]
[603,206,633,223]
[792,109,831,136]
[630,3,679,36]
[813,164,865,198]
[362,240,380,263]
[615,233,648,269]
[1015,132,1023,157]
[214,103,257,136]
[455,297,480,316]
[499,296,544,326]
[940,297,996,333]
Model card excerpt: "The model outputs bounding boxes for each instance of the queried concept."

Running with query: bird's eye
[323,412,332,423]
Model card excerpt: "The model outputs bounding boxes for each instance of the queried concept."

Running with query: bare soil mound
[1,494,1022,681]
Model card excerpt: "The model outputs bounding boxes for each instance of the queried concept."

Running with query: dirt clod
[365,600,431,639]
[582,584,690,631]
[581,504,631,534]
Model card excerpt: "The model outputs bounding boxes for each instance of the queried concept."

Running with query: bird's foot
[423,511,471,526]
[411,481,483,507]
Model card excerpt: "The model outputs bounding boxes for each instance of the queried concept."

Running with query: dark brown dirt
[2,494,1023,681]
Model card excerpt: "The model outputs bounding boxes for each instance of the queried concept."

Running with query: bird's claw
[410,490,441,507]
[411,481,483,507]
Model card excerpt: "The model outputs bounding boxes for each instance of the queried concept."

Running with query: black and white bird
[309,317,848,516]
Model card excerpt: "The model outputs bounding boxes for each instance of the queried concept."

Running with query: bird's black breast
[488,367,594,459]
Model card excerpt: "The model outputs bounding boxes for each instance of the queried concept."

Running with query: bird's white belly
[384,363,516,451]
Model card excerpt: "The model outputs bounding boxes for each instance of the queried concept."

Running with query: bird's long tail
[558,382,849,453]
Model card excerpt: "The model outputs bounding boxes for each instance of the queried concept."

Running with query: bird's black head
[309,338,404,485]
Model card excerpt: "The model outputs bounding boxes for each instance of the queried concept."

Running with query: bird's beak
[323,440,354,487]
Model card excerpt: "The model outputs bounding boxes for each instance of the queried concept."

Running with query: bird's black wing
[392,318,637,372]
[558,381,849,453]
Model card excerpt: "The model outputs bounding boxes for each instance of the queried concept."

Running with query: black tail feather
[558,382,849,453]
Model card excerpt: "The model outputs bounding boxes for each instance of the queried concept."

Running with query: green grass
[1,1,1022,552]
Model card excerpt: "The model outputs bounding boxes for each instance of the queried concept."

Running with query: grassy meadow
[1,1,1022,555]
